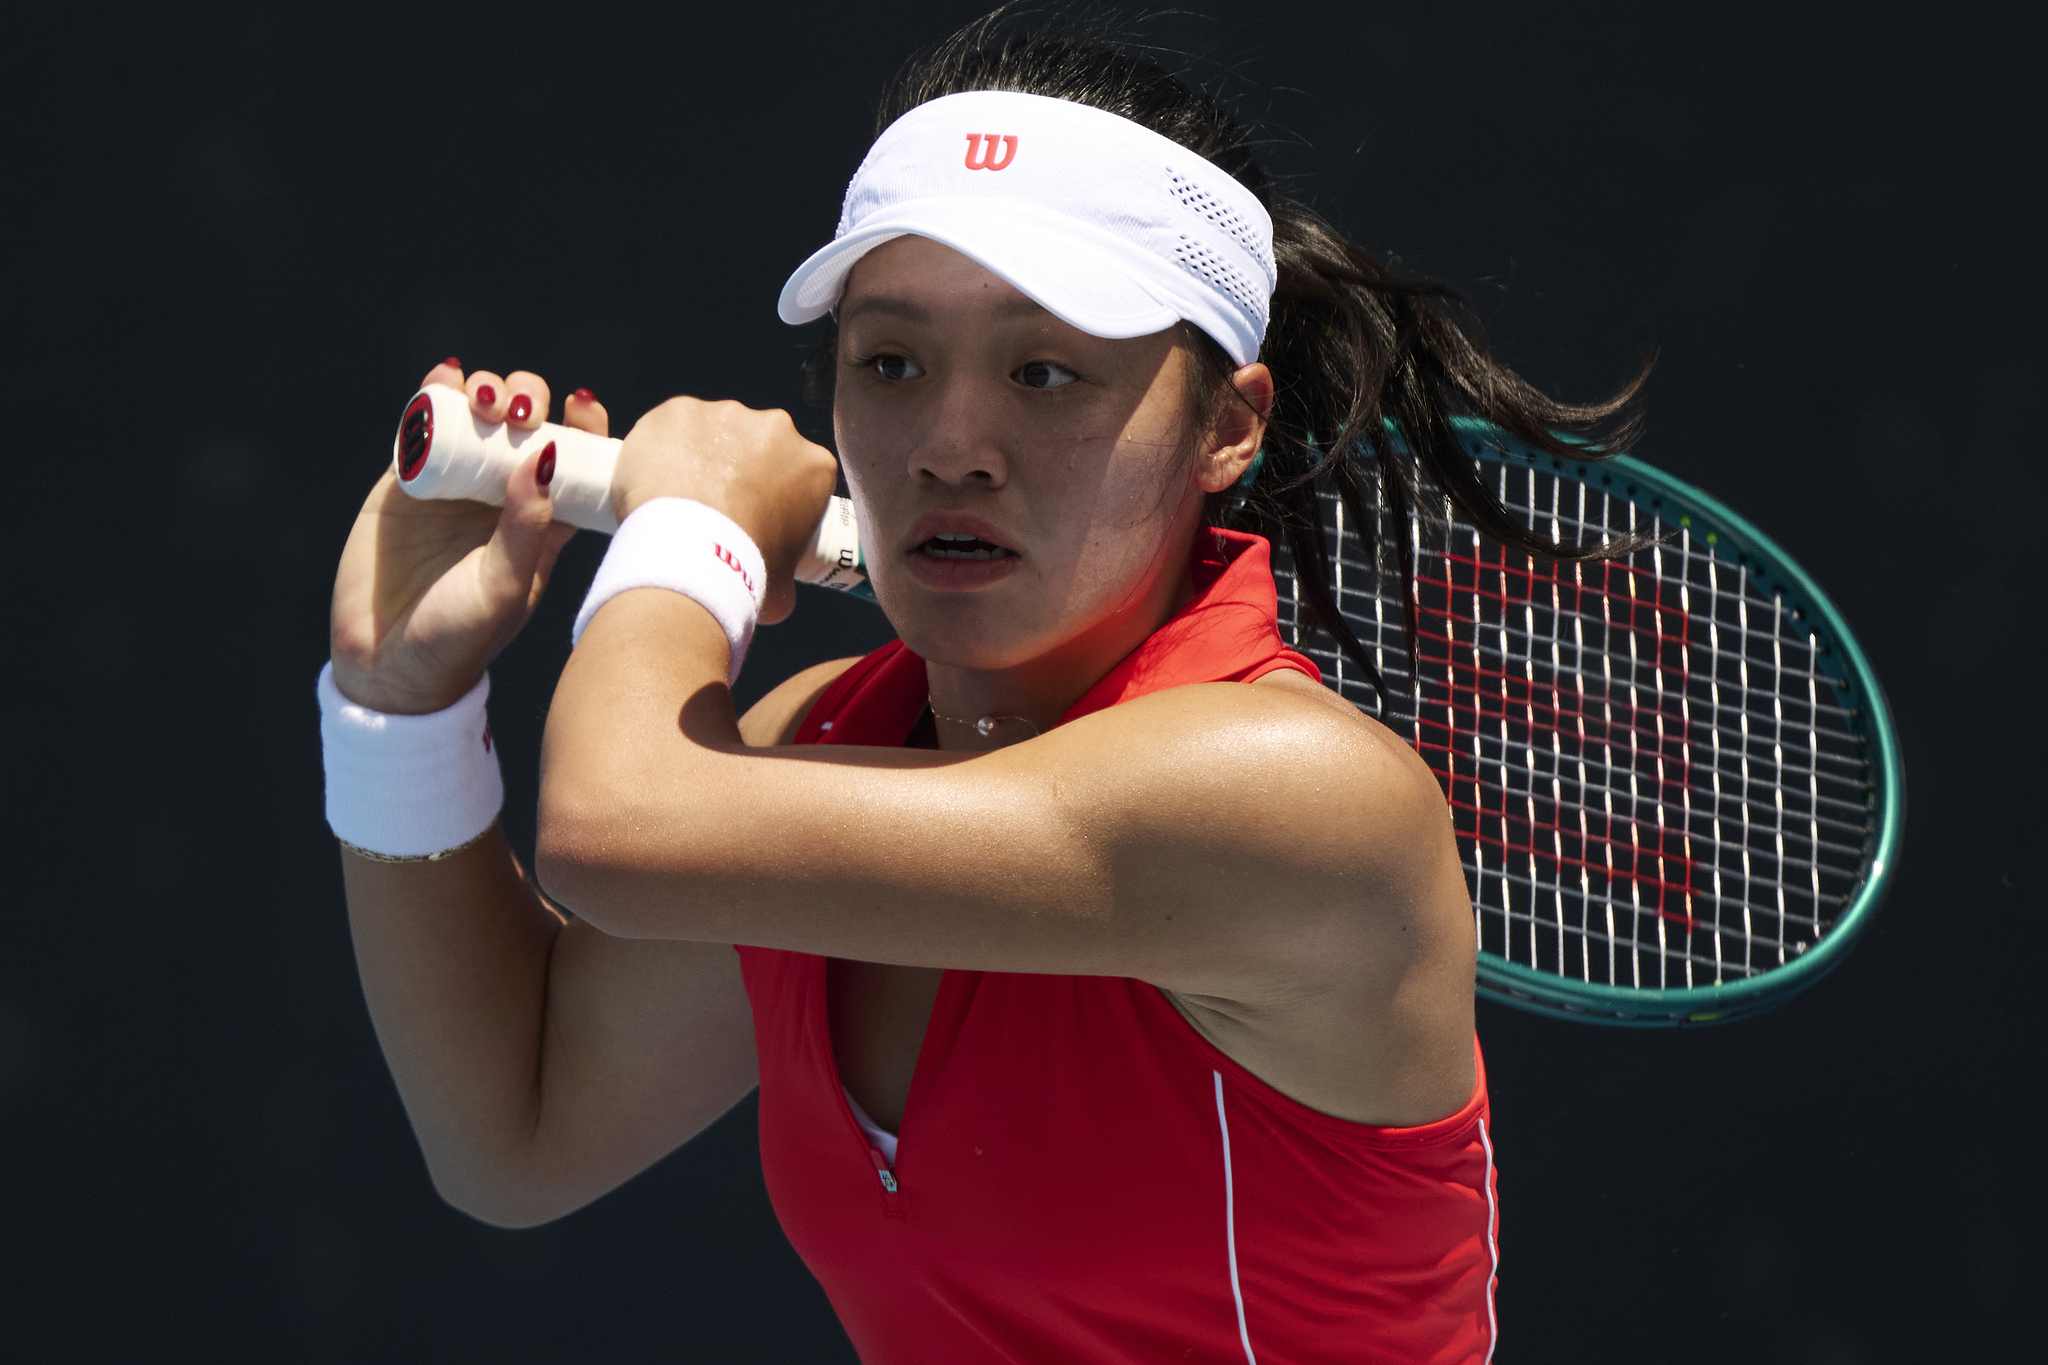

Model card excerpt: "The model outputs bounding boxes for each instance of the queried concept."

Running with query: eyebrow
[838,292,1049,325]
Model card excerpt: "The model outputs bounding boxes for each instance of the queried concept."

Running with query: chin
[869,581,1056,672]
[889,612,1060,673]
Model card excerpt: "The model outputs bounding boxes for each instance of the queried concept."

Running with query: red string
[1413,538,1700,934]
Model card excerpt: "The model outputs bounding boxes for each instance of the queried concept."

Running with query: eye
[1015,360,1079,390]
[865,353,923,382]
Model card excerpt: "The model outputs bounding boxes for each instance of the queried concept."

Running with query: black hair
[806,8,1652,709]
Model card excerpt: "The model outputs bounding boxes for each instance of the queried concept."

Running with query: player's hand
[610,397,839,624]
[329,361,602,714]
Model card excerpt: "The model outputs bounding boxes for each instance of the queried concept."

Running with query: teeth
[921,533,1011,561]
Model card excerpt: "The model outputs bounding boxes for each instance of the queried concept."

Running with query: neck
[923,531,1207,753]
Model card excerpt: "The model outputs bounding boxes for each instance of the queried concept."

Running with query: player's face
[833,235,1207,672]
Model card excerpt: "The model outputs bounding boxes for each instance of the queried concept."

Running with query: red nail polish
[475,384,496,406]
[508,394,532,422]
[571,388,595,403]
[442,356,461,371]
[536,441,556,488]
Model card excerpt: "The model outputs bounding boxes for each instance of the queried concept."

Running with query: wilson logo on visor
[962,134,1018,171]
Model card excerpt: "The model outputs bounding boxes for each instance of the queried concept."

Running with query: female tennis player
[322,21,1643,1364]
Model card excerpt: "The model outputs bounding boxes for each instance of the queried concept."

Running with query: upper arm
[496,658,857,1219]
[510,922,759,1224]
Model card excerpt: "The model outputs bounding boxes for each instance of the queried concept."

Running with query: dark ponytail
[815,12,1652,708]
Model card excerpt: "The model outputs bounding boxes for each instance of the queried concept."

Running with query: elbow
[535,774,727,940]
[424,1155,590,1231]
[532,824,600,929]
[438,1188,564,1232]
[533,775,633,934]
[533,806,670,940]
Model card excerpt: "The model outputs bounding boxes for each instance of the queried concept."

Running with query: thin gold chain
[927,698,1042,739]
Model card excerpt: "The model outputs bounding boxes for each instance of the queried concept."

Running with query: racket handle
[391,384,866,592]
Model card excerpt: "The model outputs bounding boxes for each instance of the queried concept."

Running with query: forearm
[536,591,952,943]
[536,590,745,928]
[537,592,1118,963]
[341,825,570,1225]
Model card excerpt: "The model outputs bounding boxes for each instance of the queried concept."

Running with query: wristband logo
[713,544,756,595]
[963,133,1018,171]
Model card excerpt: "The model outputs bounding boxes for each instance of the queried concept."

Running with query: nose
[908,376,1008,490]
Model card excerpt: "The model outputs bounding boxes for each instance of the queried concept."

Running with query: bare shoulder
[1097,668,1447,838]
[736,656,864,748]
[1246,667,1443,809]
[1046,670,1460,937]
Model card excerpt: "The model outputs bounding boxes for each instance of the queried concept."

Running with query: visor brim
[778,198,1183,342]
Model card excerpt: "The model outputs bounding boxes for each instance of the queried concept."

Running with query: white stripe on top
[1478,1116,1499,1363]
[1213,1070,1259,1365]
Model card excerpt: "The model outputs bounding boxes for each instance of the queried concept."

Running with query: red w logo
[963,133,1018,171]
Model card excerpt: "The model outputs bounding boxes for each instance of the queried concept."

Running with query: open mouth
[918,532,1016,561]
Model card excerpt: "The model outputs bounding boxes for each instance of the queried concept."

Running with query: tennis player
[322,23,1642,1364]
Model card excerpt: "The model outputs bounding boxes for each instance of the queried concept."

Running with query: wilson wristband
[570,498,768,685]
[317,663,504,859]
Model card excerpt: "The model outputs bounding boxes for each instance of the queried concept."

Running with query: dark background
[4,1,2040,1360]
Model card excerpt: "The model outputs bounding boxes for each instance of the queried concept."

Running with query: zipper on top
[866,1144,906,1215]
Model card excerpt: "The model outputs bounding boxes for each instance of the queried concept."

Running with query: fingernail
[571,388,595,403]
[536,441,556,488]
[508,394,532,422]
[442,356,461,371]
[476,384,497,406]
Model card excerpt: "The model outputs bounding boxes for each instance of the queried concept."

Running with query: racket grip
[392,384,866,592]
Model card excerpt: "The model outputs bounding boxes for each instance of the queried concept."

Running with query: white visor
[778,90,1275,366]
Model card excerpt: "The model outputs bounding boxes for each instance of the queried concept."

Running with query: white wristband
[570,498,768,685]
[317,663,504,859]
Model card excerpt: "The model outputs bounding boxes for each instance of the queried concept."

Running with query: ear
[1193,362,1274,494]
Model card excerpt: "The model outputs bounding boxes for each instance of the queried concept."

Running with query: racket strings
[1269,457,1878,990]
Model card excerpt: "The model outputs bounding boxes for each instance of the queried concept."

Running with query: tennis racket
[393,389,1900,1025]
[1270,417,1901,1025]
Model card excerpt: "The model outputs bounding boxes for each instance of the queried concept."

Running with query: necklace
[927,698,1042,739]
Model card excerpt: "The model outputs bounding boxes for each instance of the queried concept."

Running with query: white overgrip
[393,383,622,533]
[388,383,864,587]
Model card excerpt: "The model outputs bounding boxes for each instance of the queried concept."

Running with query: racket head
[1266,418,1902,1025]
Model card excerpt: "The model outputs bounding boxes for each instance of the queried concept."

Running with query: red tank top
[736,530,1499,1364]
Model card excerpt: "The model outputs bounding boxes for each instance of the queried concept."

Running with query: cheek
[1077,411,1197,534]
[830,400,889,496]
[1058,450,1198,591]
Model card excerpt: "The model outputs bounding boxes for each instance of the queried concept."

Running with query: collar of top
[777,90,1276,366]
